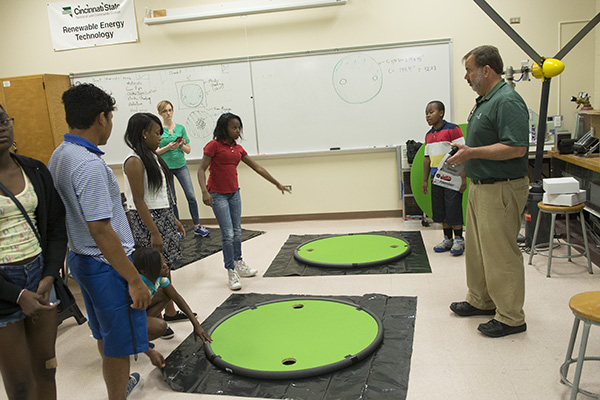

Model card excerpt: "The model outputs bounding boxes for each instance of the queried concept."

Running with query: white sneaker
[228,269,242,290]
[234,259,257,277]
[433,236,453,253]
[450,237,465,256]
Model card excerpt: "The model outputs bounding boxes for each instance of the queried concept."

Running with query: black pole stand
[525,78,552,248]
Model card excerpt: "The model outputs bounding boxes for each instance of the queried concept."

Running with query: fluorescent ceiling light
[145,0,347,25]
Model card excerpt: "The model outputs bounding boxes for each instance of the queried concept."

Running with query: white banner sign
[47,0,138,51]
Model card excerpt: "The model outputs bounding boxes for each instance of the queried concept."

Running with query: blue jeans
[210,189,242,270]
[169,164,200,225]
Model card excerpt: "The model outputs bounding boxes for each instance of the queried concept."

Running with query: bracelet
[16,289,26,304]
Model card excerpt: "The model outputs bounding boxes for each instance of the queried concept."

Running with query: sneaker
[450,237,465,256]
[433,236,453,252]
[161,326,174,340]
[234,259,257,277]
[163,310,196,322]
[228,269,242,291]
[126,372,141,398]
[194,225,210,237]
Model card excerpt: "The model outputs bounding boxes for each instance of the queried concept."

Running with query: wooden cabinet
[0,74,70,165]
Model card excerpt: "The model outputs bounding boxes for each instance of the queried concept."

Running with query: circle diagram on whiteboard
[185,110,215,139]
[177,82,205,108]
[332,54,383,104]
[204,297,383,380]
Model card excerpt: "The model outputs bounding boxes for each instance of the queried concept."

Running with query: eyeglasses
[0,118,14,128]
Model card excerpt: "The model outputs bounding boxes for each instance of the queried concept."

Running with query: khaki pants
[465,177,529,326]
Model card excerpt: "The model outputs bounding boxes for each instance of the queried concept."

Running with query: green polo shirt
[159,123,190,169]
[465,80,529,181]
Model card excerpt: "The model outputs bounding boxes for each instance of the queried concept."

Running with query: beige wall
[1,0,597,219]
[597,0,600,107]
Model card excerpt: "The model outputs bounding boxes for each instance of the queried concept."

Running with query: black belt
[471,177,525,185]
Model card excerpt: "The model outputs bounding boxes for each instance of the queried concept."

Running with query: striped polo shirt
[48,134,134,263]
[424,120,465,176]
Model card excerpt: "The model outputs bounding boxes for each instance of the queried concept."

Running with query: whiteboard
[252,41,452,154]
[73,63,257,165]
[72,39,452,164]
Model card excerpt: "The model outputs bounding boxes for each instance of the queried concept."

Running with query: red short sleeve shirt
[204,139,248,193]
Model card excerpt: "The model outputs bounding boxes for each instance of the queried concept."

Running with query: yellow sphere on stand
[532,58,565,79]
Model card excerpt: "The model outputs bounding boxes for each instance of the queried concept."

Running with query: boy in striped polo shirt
[49,84,151,399]
[422,100,466,256]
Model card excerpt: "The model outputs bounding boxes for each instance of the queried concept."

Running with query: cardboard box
[543,177,580,194]
[543,190,586,206]
[579,110,600,139]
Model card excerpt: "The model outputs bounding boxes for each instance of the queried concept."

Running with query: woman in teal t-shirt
[156,100,210,240]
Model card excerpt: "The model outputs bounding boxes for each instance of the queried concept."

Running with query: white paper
[47,0,138,51]
[432,152,463,192]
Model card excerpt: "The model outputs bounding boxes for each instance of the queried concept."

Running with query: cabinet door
[1,76,56,165]
[42,75,70,149]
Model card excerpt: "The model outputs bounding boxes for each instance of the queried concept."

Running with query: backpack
[406,140,423,165]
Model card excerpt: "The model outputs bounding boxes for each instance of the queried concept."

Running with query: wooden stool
[528,201,592,277]
[560,292,600,399]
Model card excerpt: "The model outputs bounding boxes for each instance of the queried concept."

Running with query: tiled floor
[2,217,600,400]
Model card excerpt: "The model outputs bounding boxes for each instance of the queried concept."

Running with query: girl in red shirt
[198,113,290,290]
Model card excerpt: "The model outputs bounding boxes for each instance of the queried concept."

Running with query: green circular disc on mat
[409,125,470,224]
[293,233,411,268]
[204,298,383,380]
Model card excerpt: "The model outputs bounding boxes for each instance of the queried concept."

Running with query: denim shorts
[0,254,57,328]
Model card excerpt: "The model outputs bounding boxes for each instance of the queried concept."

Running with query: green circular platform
[204,298,383,380]
[293,233,411,268]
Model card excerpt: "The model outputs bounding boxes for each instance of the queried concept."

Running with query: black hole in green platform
[292,304,304,309]
[282,358,297,366]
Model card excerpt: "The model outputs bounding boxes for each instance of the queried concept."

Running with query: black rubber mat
[264,231,430,277]
[162,292,416,400]
[171,226,264,270]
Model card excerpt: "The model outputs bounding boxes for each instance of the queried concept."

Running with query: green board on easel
[409,123,469,224]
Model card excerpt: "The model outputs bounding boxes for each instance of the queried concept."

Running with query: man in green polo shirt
[447,45,530,338]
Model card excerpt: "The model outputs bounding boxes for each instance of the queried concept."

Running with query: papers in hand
[432,151,463,192]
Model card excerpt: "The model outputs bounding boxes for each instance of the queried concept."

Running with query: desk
[528,145,553,180]
[549,149,600,267]
[549,149,600,216]
[548,150,600,173]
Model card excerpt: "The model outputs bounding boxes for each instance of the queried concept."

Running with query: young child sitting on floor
[131,247,212,368]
